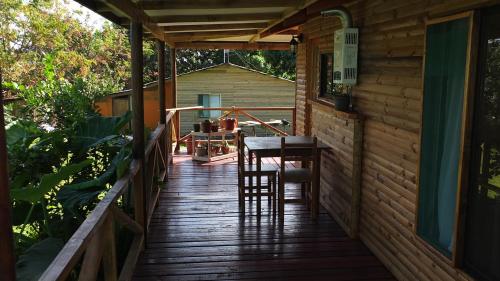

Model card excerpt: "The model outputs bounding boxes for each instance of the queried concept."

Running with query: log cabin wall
[295,0,500,280]
[177,63,295,135]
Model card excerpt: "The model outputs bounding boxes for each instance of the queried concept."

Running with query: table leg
[256,154,262,217]
[312,152,321,219]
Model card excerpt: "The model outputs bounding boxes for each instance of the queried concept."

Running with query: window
[319,53,334,99]
[197,94,221,118]
[417,16,470,257]
[463,7,500,280]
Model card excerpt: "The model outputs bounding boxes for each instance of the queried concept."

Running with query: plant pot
[219,119,226,129]
[210,146,220,156]
[201,120,212,133]
[186,136,193,154]
[221,146,230,154]
[195,147,207,157]
[225,118,236,131]
[193,123,201,132]
[333,95,350,112]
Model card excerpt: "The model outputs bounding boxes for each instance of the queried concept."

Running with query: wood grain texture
[293,0,498,280]
[176,63,295,135]
[132,154,394,280]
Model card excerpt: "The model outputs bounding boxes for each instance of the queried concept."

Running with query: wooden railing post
[0,69,16,281]
[292,107,297,135]
[102,214,117,281]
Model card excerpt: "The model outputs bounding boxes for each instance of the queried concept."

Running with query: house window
[319,53,334,99]
[417,16,470,257]
[197,94,221,118]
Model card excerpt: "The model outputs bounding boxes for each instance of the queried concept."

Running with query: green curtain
[417,18,469,256]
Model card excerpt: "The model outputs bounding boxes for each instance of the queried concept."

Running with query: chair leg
[272,175,277,216]
[238,176,245,213]
[257,176,261,217]
[279,177,285,222]
[267,176,272,206]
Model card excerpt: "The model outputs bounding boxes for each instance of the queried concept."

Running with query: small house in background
[95,62,295,135]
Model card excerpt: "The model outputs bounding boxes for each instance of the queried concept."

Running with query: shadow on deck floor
[132,154,394,281]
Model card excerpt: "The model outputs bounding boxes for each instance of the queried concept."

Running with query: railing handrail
[166,106,295,112]
[39,167,134,281]
[40,122,169,281]
[145,124,165,156]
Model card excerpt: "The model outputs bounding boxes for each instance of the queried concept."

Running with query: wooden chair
[237,132,278,215]
[278,136,318,221]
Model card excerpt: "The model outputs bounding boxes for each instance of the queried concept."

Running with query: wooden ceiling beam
[163,23,269,33]
[165,30,258,42]
[174,41,290,50]
[152,13,282,24]
[259,0,350,39]
[100,0,165,41]
[137,0,305,10]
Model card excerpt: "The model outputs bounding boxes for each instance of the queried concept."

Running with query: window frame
[415,11,478,267]
[318,52,335,101]
[197,93,222,118]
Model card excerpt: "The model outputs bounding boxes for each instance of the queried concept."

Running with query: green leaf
[11,160,92,203]
[62,145,131,191]
[5,121,40,146]
[16,238,64,281]
[57,187,102,215]
[71,111,132,151]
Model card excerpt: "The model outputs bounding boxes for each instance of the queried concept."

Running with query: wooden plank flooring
[133,154,394,281]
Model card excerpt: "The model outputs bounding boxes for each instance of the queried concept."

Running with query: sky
[63,0,108,30]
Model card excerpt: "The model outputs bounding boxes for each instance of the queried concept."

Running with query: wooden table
[191,130,238,162]
[245,136,329,218]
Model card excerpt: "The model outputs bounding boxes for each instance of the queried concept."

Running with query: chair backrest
[280,136,318,174]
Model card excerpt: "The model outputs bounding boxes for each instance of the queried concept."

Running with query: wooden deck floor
[133,154,394,281]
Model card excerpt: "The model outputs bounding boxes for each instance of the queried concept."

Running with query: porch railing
[39,116,171,280]
[167,106,296,150]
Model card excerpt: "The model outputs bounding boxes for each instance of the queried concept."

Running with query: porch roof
[73,0,348,49]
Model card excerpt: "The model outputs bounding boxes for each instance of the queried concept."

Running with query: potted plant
[211,120,219,132]
[332,85,350,112]
[201,119,212,133]
[186,135,193,154]
[221,140,230,154]
[211,144,220,156]
[225,118,236,131]
[195,144,208,156]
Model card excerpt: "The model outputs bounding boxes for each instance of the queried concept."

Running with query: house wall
[296,0,500,280]
[95,81,173,129]
[177,64,295,135]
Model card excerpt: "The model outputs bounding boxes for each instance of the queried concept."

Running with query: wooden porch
[132,154,394,281]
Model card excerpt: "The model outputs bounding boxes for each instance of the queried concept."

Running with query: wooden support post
[292,107,297,136]
[0,70,16,281]
[130,22,147,235]
[157,40,168,177]
[171,48,180,152]
[157,40,166,125]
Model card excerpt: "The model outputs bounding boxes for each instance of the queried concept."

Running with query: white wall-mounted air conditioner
[333,28,358,85]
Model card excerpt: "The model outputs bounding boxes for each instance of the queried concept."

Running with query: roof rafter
[163,23,268,33]
[137,0,305,10]
[152,13,282,25]
[174,41,290,50]
[165,30,258,42]
[100,0,165,41]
